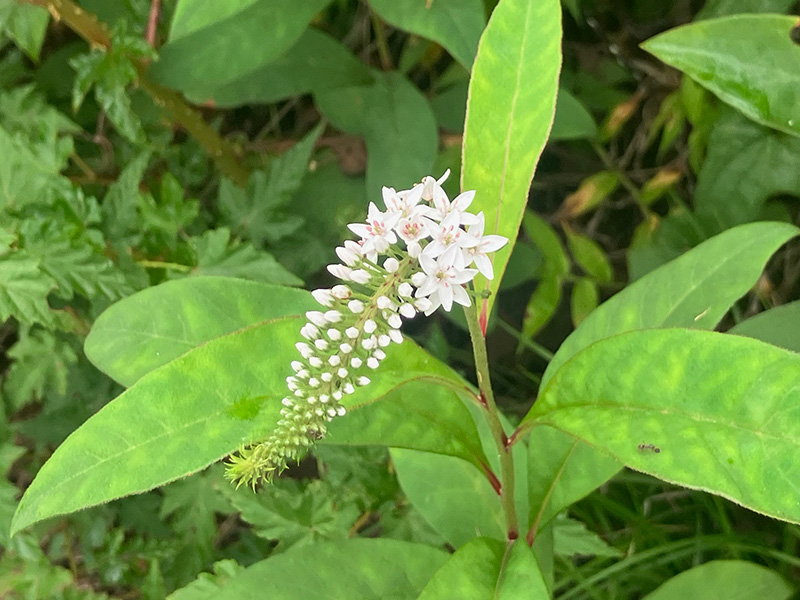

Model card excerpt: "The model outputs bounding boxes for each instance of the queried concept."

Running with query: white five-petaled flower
[428,188,479,225]
[423,210,480,258]
[348,202,399,253]
[463,212,508,279]
[415,246,478,314]
[383,184,423,219]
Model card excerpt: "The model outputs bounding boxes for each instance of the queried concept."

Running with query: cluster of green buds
[226,170,507,488]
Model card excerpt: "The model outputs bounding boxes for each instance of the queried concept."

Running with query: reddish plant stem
[145,0,161,47]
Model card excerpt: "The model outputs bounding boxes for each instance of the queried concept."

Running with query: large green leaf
[316,71,437,200]
[642,560,792,600]
[461,0,561,316]
[391,406,529,548]
[527,328,800,524]
[391,449,504,548]
[729,301,800,353]
[150,0,331,94]
[526,425,620,535]
[368,0,486,68]
[84,277,317,387]
[642,15,800,137]
[208,539,447,600]
[694,109,800,227]
[325,382,485,468]
[417,538,548,599]
[522,222,799,533]
[541,221,799,390]
[11,316,478,534]
[182,29,372,107]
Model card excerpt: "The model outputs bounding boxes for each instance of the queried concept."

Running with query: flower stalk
[226,170,509,492]
[464,301,519,541]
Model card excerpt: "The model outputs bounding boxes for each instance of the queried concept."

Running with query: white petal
[480,234,508,253]
[452,284,472,307]
[474,254,494,279]
[439,285,454,311]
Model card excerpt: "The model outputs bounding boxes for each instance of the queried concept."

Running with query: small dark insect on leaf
[791,21,800,45]
[638,443,661,454]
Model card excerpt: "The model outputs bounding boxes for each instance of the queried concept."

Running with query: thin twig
[145,0,161,47]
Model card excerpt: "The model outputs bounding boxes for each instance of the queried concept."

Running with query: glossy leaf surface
[418,537,548,599]
[461,0,562,316]
[13,317,476,534]
[643,560,792,600]
[151,0,331,93]
[368,0,486,68]
[541,221,799,390]
[643,15,800,137]
[211,538,447,600]
[85,277,317,387]
[528,329,800,524]
[182,29,372,107]
[729,300,800,353]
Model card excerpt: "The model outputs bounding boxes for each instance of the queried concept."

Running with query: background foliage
[1,0,800,598]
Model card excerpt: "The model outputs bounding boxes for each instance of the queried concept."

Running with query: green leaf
[391,449,504,547]
[523,212,569,276]
[325,381,486,469]
[168,560,245,600]
[696,0,797,20]
[85,277,317,386]
[550,88,597,141]
[553,514,621,558]
[541,221,800,391]
[185,229,303,287]
[642,15,800,137]
[182,29,371,107]
[368,0,486,68]
[729,301,800,353]
[570,277,598,327]
[0,2,49,61]
[210,539,446,599]
[644,561,792,600]
[151,0,331,93]
[219,478,353,551]
[461,0,562,316]
[565,228,612,283]
[13,315,475,534]
[528,328,800,524]
[522,222,798,531]
[0,253,56,327]
[2,327,77,412]
[160,470,232,583]
[694,109,800,227]
[520,274,562,342]
[70,25,155,144]
[527,425,620,533]
[316,71,437,200]
[220,125,321,246]
[417,537,548,599]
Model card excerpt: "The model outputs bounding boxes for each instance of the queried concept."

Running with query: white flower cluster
[227,171,507,488]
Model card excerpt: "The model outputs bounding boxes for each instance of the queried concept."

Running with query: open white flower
[415,246,478,314]
[348,202,399,253]
[423,210,480,258]
[463,212,509,279]
[428,189,479,225]
[383,184,423,219]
